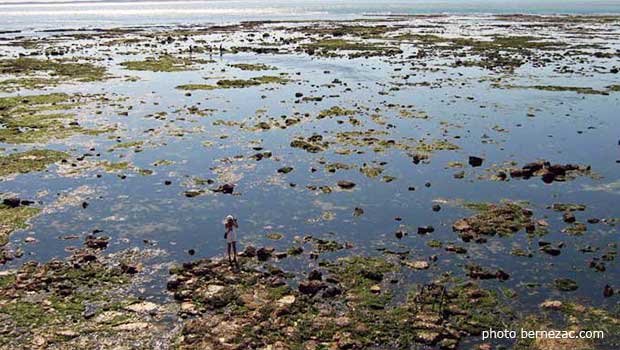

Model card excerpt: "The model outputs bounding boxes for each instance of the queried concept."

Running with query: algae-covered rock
[0,150,67,177]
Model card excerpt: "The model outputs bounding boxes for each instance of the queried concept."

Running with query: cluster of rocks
[0,241,167,348]
[165,244,513,350]
[503,160,592,183]
[452,202,538,243]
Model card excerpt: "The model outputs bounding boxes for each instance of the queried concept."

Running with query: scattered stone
[468,156,484,167]
[298,280,327,295]
[84,235,110,250]
[337,180,356,189]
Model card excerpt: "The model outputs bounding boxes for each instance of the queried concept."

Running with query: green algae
[0,57,107,83]
[303,38,400,57]
[228,63,277,71]
[108,141,144,151]
[176,84,217,91]
[322,255,395,309]
[360,165,383,178]
[99,161,130,172]
[266,232,284,240]
[415,139,460,153]
[0,249,154,347]
[177,75,289,90]
[317,106,356,119]
[121,55,199,72]
[0,93,108,144]
[0,77,59,92]
[0,205,41,246]
[454,201,537,239]
[497,84,610,95]
[0,149,67,177]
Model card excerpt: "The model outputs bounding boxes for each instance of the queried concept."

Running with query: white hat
[223,215,234,224]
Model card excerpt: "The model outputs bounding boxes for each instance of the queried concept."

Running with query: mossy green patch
[454,201,536,239]
[228,63,277,71]
[415,139,460,153]
[0,149,67,177]
[178,75,289,90]
[266,232,284,240]
[176,84,217,91]
[497,84,610,95]
[0,93,108,144]
[303,39,401,57]
[0,57,107,83]
[0,204,41,246]
[108,141,144,151]
[317,106,356,119]
[121,55,199,72]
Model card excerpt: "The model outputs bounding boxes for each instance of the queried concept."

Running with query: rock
[298,280,326,295]
[277,166,294,174]
[243,245,257,257]
[308,269,322,281]
[120,262,140,274]
[276,295,296,305]
[124,301,159,313]
[453,171,465,179]
[468,156,484,167]
[415,331,441,345]
[180,301,199,315]
[114,322,151,331]
[323,285,342,298]
[541,171,556,183]
[417,226,434,235]
[587,258,604,271]
[256,247,273,261]
[405,261,430,270]
[337,180,356,189]
[466,263,498,280]
[445,245,467,254]
[563,212,576,223]
[2,197,21,208]
[214,183,235,194]
[55,330,79,339]
[82,304,97,319]
[84,235,109,249]
[540,245,561,256]
[287,246,303,255]
[495,270,510,281]
[370,285,381,294]
[274,251,288,259]
[540,300,563,310]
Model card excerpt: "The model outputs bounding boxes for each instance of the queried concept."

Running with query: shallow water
[1,11,620,349]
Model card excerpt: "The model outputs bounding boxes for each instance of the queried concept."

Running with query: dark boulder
[468,156,484,167]
[298,280,327,295]
[308,269,322,281]
[2,197,21,208]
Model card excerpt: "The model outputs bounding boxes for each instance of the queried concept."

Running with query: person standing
[224,215,238,265]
